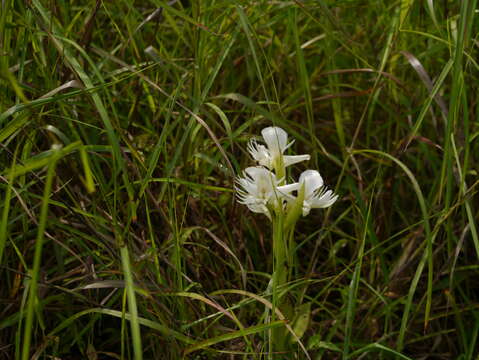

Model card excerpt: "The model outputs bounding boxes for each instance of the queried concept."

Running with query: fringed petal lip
[235,166,284,219]
[297,170,338,216]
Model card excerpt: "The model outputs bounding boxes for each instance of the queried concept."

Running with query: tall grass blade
[21,150,61,360]
[120,246,143,360]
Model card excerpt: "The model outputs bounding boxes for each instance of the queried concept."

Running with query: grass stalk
[343,194,371,359]
[21,150,60,360]
[120,245,143,360]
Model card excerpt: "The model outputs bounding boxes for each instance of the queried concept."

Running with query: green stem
[273,214,287,287]
[271,213,289,355]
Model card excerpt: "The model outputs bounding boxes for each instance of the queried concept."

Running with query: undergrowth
[0,1,478,359]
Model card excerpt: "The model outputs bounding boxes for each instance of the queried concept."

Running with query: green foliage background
[0,0,478,358]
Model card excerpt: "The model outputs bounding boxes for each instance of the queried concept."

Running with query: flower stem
[271,213,289,354]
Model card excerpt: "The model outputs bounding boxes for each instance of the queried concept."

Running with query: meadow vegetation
[0,0,478,359]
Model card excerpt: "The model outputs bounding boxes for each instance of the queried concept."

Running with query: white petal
[299,170,324,197]
[247,202,268,214]
[247,140,272,167]
[302,202,312,217]
[236,166,281,211]
[277,182,300,202]
[248,203,270,218]
[283,154,311,167]
[261,127,288,156]
[236,178,253,192]
[277,182,300,194]
[310,190,338,208]
[244,166,271,179]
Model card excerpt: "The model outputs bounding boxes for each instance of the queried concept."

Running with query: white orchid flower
[299,170,338,216]
[279,169,338,216]
[235,166,284,219]
[247,127,310,171]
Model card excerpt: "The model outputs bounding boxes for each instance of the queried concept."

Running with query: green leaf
[184,320,284,355]
[289,302,311,343]
[307,334,341,352]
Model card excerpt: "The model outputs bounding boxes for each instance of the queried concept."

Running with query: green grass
[1,0,478,359]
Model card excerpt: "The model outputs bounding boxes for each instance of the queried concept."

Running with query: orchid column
[236,127,338,355]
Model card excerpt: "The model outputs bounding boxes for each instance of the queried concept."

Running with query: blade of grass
[21,148,61,360]
[78,146,96,194]
[343,189,373,359]
[348,342,414,360]
[119,246,143,360]
[404,58,453,149]
[212,289,311,359]
[441,0,475,210]
[352,149,432,350]
[5,141,82,178]
[0,145,18,265]
[290,7,317,150]
[31,0,124,171]
[450,134,479,258]
[235,5,272,109]
[184,320,284,355]
[47,308,194,344]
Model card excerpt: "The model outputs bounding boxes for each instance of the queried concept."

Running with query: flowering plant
[236,126,337,222]
[235,126,338,355]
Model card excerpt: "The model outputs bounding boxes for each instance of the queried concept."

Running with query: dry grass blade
[401,51,449,118]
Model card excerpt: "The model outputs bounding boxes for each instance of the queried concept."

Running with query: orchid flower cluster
[236,126,338,220]
[236,126,337,352]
